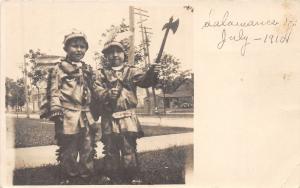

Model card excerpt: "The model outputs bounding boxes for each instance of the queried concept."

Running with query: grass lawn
[10,118,193,148]
[13,145,193,185]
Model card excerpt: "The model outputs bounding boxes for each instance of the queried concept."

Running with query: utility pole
[144,27,152,66]
[128,6,135,65]
[17,64,22,117]
[130,6,151,114]
[143,26,158,114]
[136,10,151,114]
[16,90,19,118]
[23,55,30,118]
[135,7,157,114]
[134,7,160,115]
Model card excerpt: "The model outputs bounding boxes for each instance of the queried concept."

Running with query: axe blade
[162,22,169,31]
[170,19,179,34]
[162,18,179,34]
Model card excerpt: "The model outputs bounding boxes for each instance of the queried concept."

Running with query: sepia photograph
[2,0,194,186]
[5,1,300,187]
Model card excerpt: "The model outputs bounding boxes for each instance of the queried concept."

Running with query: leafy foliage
[156,53,193,94]
[25,49,47,87]
[183,5,194,13]
[5,77,26,108]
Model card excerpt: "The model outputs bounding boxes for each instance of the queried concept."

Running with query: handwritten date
[217,28,293,56]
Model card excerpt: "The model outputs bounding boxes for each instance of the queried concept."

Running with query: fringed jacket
[41,59,95,134]
[92,64,158,137]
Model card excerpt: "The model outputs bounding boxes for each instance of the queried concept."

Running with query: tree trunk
[37,87,40,108]
[163,80,166,115]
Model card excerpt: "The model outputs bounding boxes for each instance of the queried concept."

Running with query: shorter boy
[93,36,160,184]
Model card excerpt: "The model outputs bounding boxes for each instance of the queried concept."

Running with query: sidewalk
[6,113,194,128]
[12,132,193,169]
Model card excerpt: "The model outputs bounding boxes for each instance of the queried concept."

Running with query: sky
[2,0,194,80]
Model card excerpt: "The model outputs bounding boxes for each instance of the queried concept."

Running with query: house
[143,78,194,114]
[158,79,194,109]
[29,55,63,112]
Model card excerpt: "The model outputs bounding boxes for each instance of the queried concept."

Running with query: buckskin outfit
[93,62,158,182]
[41,57,97,179]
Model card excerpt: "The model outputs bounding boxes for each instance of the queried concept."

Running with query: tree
[154,53,193,113]
[25,49,47,87]
[164,69,193,93]
[25,49,48,109]
[156,53,181,92]
[5,77,14,108]
[183,5,194,13]
[155,54,193,93]
[154,53,179,113]
[5,77,26,110]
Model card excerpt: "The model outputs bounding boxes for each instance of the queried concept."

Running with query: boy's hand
[109,88,121,100]
[151,64,161,73]
[51,115,63,123]
[55,116,63,125]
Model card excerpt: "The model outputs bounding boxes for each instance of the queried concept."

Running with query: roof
[36,55,63,66]
[176,79,193,92]
[157,79,194,98]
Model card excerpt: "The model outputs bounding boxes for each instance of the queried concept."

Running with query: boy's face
[65,38,88,62]
[105,46,125,67]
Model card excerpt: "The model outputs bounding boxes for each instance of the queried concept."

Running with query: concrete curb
[6,114,194,128]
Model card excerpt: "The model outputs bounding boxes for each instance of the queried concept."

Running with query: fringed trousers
[55,121,97,178]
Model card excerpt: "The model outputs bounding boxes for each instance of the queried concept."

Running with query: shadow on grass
[14,145,193,185]
[10,118,193,148]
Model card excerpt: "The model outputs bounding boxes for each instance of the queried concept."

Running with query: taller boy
[93,35,160,183]
[47,30,96,182]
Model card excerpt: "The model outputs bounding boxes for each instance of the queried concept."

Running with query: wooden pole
[16,92,19,119]
[24,56,30,118]
[128,6,135,65]
[141,29,151,114]
[144,27,158,114]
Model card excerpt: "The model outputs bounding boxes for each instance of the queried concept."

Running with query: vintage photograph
[2,0,194,185]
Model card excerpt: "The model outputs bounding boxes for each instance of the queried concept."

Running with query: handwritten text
[202,9,297,56]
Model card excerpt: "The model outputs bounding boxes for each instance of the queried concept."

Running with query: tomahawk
[152,16,179,113]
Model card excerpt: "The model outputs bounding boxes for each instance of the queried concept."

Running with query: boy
[42,30,97,184]
[93,36,160,184]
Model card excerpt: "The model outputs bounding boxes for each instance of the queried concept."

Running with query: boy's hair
[63,37,89,52]
[63,31,89,51]
[103,44,128,59]
[102,41,125,54]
